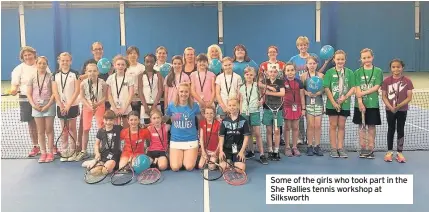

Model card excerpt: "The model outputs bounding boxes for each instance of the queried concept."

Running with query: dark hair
[389,58,405,68]
[232,44,251,62]
[103,110,116,120]
[126,46,140,56]
[127,110,140,118]
[196,53,209,63]
[166,55,184,87]
[143,53,156,63]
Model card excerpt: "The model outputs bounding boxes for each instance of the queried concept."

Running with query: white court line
[406,122,429,132]
[203,169,210,212]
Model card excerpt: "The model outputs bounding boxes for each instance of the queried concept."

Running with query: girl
[300,56,325,156]
[381,59,413,163]
[27,56,56,163]
[207,44,223,62]
[118,111,151,169]
[183,47,197,76]
[353,48,383,159]
[164,55,191,111]
[79,63,107,161]
[232,44,259,80]
[52,52,81,162]
[165,83,201,171]
[138,54,163,124]
[323,50,355,158]
[146,109,170,170]
[216,57,242,119]
[259,46,286,79]
[283,62,305,157]
[154,46,170,78]
[198,106,221,169]
[239,67,266,164]
[126,46,145,116]
[106,55,134,128]
[190,54,216,110]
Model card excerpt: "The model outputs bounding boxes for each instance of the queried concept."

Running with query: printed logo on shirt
[171,112,193,129]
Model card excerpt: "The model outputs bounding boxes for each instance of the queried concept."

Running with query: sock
[274,148,279,153]
[268,147,273,152]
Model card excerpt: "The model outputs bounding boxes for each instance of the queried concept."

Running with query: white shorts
[170,140,199,150]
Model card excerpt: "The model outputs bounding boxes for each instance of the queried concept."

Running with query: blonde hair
[333,50,347,59]
[85,63,98,71]
[156,46,168,55]
[112,54,130,68]
[19,46,37,62]
[207,44,223,61]
[91,42,103,50]
[360,48,373,56]
[174,83,194,108]
[150,108,163,119]
[57,52,72,61]
[36,56,49,65]
[203,105,216,114]
[296,36,309,46]
[227,97,239,105]
[183,47,196,65]
[244,66,256,75]
[221,56,233,63]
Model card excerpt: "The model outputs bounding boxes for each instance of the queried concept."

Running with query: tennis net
[1,90,429,159]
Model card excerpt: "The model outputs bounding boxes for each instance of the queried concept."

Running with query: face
[268,68,278,80]
[144,56,155,70]
[334,53,346,68]
[178,85,190,101]
[390,61,403,76]
[227,100,239,114]
[209,47,219,59]
[197,60,208,71]
[156,49,167,62]
[244,70,255,82]
[86,64,99,79]
[128,115,140,127]
[114,59,127,73]
[59,55,72,69]
[36,58,48,72]
[360,51,374,67]
[204,108,215,121]
[297,42,308,53]
[306,59,318,71]
[104,118,114,128]
[127,50,139,62]
[184,49,195,64]
[23,51,36,65]
[222,60,233,73]
[268,47,278,60]
[92,43,103,59]
[150,113,162,126]
[234,47,246,59]
[172,59,183,72]
[285,65,296,79]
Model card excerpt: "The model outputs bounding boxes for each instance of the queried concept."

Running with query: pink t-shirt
[147,124,169,152]
[190,71,216,102]
[27,72,53,105]
[164,72,191,105]
[381,76,414,111]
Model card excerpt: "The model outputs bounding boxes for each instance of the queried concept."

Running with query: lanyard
[224,74,234,96]
[245,83,254,108]
[129,127,140,153]
[197,71,207,93]
[153,125,166,151]
[146,72,154,91]
[174,72,183,88]
[363,66,374,88]
[204,120,216,148]
[60,71,70,94]
[286,79,296,103]
[334,68,345,80]
[88,78,98,102]
[115,74,125,99]
[37,72,47,96]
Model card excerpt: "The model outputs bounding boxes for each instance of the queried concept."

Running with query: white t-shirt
[126,63,145,101]
[215,72,242,105]
[106,73,134,113]
[27,72,53,106]
[11,63,52,96]
[140,72,160,104]
[81,78,106,104]
[52,69,80,106]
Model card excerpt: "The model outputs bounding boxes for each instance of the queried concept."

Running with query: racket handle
[274,119,278,129]
[361,112,365,125]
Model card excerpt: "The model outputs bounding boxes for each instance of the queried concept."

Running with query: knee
[170,165,181,172]
[184,163,195,171]
[292,124,299,131]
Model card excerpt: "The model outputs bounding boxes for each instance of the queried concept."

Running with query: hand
[206,101,213,108]
[267,86,276,92]
[218,151,226,161]
[301,109,306,117]
[390,105,397,113]
[356,91,366,98]
[333,103,341,112]
[144,105,151,116]
[337,95,346,104]
[32,103,42,112]
[237,151,245,162]
[358,102,366,113]
[41,105,49,112]
[258,99,263,106]
[221,104,228,113]
[10,89,19,96]
[95,154,101,161]
[201,151,208,160]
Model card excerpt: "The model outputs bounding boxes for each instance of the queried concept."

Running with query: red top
[283,78,304,107]
[381,76,414,111]
[199,119,221,152]
[259,60,286,74]
[120,127,151,156]
[147,124,169,152]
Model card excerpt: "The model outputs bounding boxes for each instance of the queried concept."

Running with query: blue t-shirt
[289,53,319,79]
[233,60,259,80]
[166,102,200,142]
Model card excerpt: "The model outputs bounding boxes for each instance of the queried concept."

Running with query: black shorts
[147,151,167,160]
[131,101,142,117]
[104,101,111,110]
[19,96,34,122]
[325,109,351,117]
[57,105,80,119]
[353,107,381,125]
[224,150,241,163]
[101,151,121,170]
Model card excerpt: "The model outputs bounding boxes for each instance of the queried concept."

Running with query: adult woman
[183,47,197,77]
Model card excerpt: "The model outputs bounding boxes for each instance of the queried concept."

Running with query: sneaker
[45,153,54,162]
[330,149,339,158]
[314,145,323,156]
[272,152,281,161]
[245,151,255,159]
[384,151,393,162]
[53,147,58,155]
[280,139,285,146]
[259,155,269,165]
[366,151,375,159]
[307,146,314,156]
[396,152,406,163]
[359,149,368,158]
[276,152,281,161]
[28,146,40,157]
[338,149,348,158]
[297,139,303,145]
[74,151,88,161]
[284,148,293,157]
[67,151,78,162]
[267,152,275,160]
[60,150,71,162]
[292,147,301,157]
[38,153,47,163]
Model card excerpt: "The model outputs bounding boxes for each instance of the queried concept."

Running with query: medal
[292,104,297,112]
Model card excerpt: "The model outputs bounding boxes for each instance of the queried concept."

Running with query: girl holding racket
[165,83,201,171]
[164,56,191,111]
[126,46,145,116]
[106,55,134,128]
[190,54,216,110]
[216,57,242,120]
[26,56,56,163]
[146,109,170,171]
[353,48,383,159]
[323,50,356,158]
[239,67,266,164]
[52,52,81,162]
[381,59,413,163]
[198,106,221,169]
[300,56,325,156]
[282,62,305,157]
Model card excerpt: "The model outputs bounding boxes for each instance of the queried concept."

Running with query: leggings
[386,110,407,152]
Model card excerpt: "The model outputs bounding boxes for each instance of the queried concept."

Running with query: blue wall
[1,2,428,80]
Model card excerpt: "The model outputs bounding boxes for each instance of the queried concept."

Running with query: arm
[215,84,226,110]
[97,82,107,107]
[138,73,149,109]
[199,128,206,155]
[300,88,305,110]
[123,85,134,112]
[26,83,37,110]
[164,85,169,110]
[266,87,285,97]
[80,82,92,109]
[360,85,381,96]
[382,90,394,111]
[94,138,101,160]
[66,78,81,110]
[153,72,163,106]
[396,90,413,109]
[209,77,216,105]
[52,80,63,107]
[107,85,117,111]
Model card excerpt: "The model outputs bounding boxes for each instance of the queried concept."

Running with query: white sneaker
[67,152,78,162]
[74,151,88,161]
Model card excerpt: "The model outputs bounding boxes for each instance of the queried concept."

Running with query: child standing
[190,54,216,110]
[216,57,242,119]
[146,109,170,170]
[381,59,413,163]
[164,55,191,110]
[353,48,383,159]
[126,46,145,116]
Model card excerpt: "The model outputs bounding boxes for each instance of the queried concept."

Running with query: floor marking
[203,169,210,212]
[406,122,429,132]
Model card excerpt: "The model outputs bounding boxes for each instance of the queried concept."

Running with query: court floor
[1,151,428,212]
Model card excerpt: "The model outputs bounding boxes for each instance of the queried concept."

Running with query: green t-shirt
[323,67,355,110]
[239,82,260,113]
[354,66,383,108]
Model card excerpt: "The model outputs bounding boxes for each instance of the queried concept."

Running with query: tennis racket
[84,158,109,184]
[1,91,20,96]
[359,108,369,158]
[200,121,223,181]
[266,95,284,130]
[110,133,142,186]
[54,117,76,160]
[222,159,248,186]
